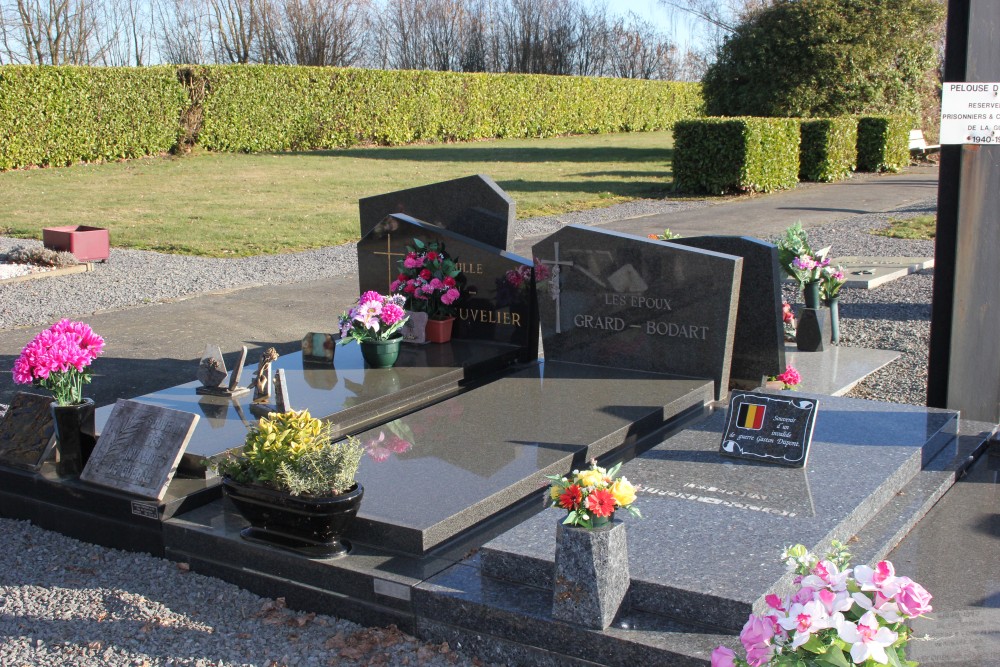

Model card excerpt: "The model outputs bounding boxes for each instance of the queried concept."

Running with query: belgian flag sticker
[737,403,766,430]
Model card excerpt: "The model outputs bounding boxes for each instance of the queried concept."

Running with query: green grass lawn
[872,214,936,240]
[0,131,676,257]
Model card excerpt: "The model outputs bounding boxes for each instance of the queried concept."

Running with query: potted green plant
[390,238,466,343]
[337,291,409,368]
[216,409,365,558]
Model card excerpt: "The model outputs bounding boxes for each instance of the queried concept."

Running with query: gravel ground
[0,195,936,666]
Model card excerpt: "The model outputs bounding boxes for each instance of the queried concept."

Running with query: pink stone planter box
[42,225,109,262]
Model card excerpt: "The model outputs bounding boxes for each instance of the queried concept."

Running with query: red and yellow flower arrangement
[546,460,641,529]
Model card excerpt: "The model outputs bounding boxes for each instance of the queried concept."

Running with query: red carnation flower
[419,269,432,280]
[558,484,582,510]
[426,251,439,261]
[585,489,616,518]
[444,276,456,287]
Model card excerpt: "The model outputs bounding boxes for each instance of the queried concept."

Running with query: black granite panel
[672,236,785,384]
[358,214,537,358]
[532,225,741,400]
[345,361,713,555]
[95,342,522,473]
[481,395,960,631]
[359,174,515,250]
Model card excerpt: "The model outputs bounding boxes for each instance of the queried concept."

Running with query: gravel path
[0,195,936,666]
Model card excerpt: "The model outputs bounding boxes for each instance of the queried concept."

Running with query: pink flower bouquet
[12,319,104,406]
[768,365,802,391]
[338,292,409,344]
[712,541,932,667]
[390,238,466,320]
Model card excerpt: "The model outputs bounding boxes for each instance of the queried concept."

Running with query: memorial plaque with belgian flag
[720,391,817,467]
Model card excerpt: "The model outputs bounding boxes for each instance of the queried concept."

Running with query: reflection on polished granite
[96,340,524,471]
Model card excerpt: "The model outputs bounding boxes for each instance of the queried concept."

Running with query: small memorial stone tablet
[302,332,335,363]
[720,391,817,467]
[0,392,56,471]
[81,400,199,500]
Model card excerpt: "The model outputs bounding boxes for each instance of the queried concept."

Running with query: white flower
[777,600,832,649]
[836,610,898,665]
[852,591,903,623]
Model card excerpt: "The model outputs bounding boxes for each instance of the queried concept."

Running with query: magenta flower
[381,303,406,326]
[338,292,409,344]
[13,319,104,405]
[440,288,460,305]
[710,646,736,667]
[895,577,933,617]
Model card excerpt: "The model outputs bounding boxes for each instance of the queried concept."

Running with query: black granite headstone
[359,175,515,251]
[358,214,537,358]
[531,225,742,400]
[672,236,785,385]
[720,391,817,467]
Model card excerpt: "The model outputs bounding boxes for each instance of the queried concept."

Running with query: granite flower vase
[803,280,822,309]
[50,398,96,476]
[827,296,840,344]
[551,519,630,630]
[425,316,455,344]
[222,478,364,558]
[359,335,402,368]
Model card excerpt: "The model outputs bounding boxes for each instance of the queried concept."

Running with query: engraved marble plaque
[0,392,55,471]
[81,399,199,500]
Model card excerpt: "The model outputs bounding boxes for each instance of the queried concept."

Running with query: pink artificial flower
[745,643,774,667]
[765,594,786,612]
[802,559,850,592]
[792,255,817,271]
[710,646,736,667]
[533,258,551,281]
[443,276,456,287]
[389,280,402,292]
[777,365,801,387]
[739,614,774,652]
[836,610,898,665]
[854,561,901,598]
[851,591,904,624]
[428,278,444,290]
[403,253,421,269]
[441,288,460,305]
[777,600,832,649]
[791,586,817,606]
[381,303,406,326]
[895,577,933,617]
[782,302,794,323]
[816,588,853,615]
[506,269,524,288]
[360,290,382,305]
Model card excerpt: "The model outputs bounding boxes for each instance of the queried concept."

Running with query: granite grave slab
[480,395,960,631]
[95,341,527,476]
[0,392,55,471]
[671,236,785,385]
[82,400,199,500]
[359,175,515,250]
[532,225,742,400]
[358,214,537,359]
[344,361,715,554]
[826,256,933,289]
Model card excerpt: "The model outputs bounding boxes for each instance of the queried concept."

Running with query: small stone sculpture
[251,347,279,403]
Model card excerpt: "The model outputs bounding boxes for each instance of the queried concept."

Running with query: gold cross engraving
[372,234,407,291]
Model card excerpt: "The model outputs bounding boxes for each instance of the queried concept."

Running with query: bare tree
[154,0,210,63]
[207,0,257,63]
[280,0,368,65]
[608,12,674,80]
[3,0,108,64]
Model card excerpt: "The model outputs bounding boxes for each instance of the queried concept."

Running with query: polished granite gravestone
[479,395,963,632]
[532,225,742,400]
[94,340,527,476]
[0,392,55,471]
[81,400,199,501]
[358,214,537,359]
[671,236,785,385]
[359,175,515,250]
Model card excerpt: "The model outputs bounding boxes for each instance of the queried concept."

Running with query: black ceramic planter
[222,478,364,558]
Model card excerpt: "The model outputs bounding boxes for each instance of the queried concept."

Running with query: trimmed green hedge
[0,66,188,171]
[194,66,704,152]
[856,115,911,172]
[799,117,857,182]
[673,117,800,194]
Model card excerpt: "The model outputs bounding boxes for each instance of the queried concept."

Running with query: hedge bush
[0,66,188,171]
[194,66,704,152]
[799,117,858,182]
[673,117,800,194]
[856,115,912,172]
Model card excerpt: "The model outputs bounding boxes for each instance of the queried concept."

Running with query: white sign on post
[940,82,1000,145]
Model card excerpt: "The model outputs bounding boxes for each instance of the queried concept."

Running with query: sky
[590,0,705,51]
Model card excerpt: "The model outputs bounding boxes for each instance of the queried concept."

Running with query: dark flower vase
[359,335,402,368]
[50,398,96,476]
[222,478,364,558]
[827,296,840,344]
[803,280,822,309]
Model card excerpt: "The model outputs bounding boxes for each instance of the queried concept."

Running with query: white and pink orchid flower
[854,561,902,599]
[836,610,899,665]
[801,559,852,592]
[852,591,904,623]
[777,600,832,649]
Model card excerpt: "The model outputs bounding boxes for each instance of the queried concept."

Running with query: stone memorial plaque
[400,311,428,344]
[358,214,537,358]
[81,399,199,500]
[832,256,934,289]
[673,236,785,385]
[302,332,335,363]
[359,174,514,250]
[532,225,742,400]
[720,391,817,467]
[0,392,56,471]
